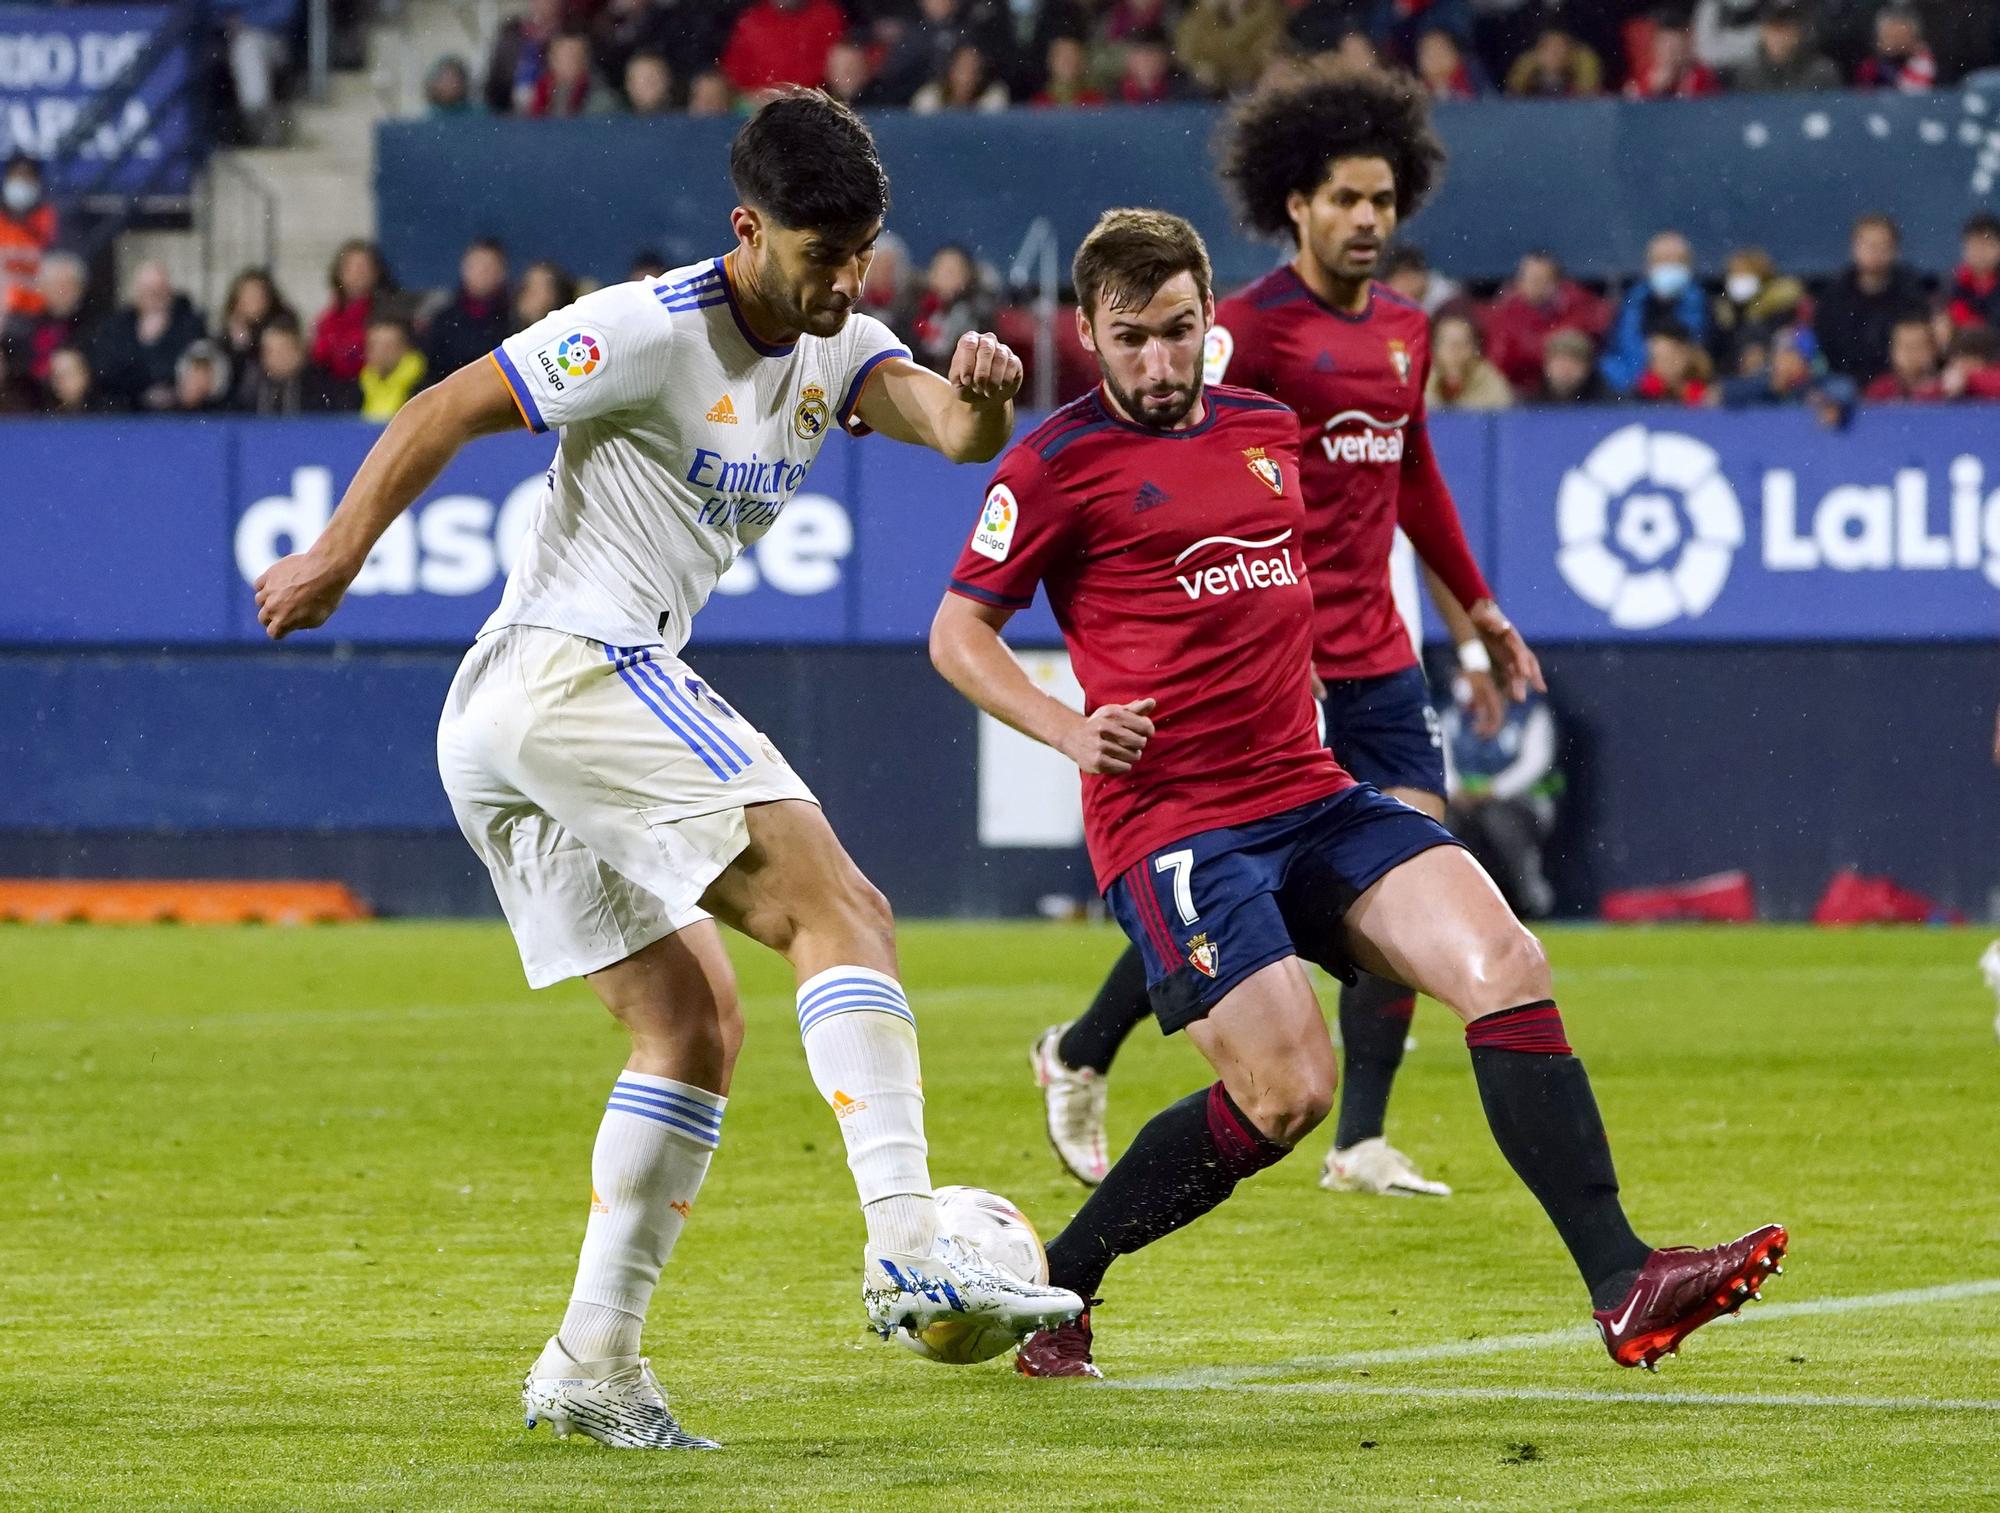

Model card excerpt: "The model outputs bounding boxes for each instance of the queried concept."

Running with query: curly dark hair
[1217,60,1445,243]
[730,88,890,234]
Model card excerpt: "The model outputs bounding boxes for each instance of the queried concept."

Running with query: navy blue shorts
[1319,664,1445,798]
[1104,784,1462,1034]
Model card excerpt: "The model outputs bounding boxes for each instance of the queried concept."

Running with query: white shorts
[437,626,817,987]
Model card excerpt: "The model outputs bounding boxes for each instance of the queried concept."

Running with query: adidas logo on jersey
[1133,481,1171,513]
[706,395,739,425]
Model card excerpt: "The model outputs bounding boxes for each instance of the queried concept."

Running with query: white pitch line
[1137,1382,2000,1414]
[1112,1278,2000,1392]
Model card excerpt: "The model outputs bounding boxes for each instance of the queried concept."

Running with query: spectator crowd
[3,0,2000,423]
[1412,208,2000,420]
[423,0,1997,124]
[4,205,1998,423]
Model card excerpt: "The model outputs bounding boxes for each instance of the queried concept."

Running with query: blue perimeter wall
[5,405,1998,920]
[376,91,2000,291]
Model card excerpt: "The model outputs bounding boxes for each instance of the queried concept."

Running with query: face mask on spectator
[1648,262,1691,299]
[3,176,39,214]
[1725,271,1761,305]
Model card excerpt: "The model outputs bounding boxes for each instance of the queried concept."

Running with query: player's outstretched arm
[254,360,526,638]
[930,593,1154,774]
[854,331,1022,464]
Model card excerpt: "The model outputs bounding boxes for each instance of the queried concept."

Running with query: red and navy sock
[1057,943,1152,1075]
[1466,1001,1653,1308]
[1332,970,1417,1150]
[1044,1081,1289,1300]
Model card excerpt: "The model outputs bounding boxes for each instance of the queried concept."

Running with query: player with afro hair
[1216,59,1445,241]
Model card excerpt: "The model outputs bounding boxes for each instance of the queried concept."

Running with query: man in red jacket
[721,0,848,93]
[1481,250,1609,395]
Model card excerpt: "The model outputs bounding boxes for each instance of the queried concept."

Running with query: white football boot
[1319,1136,1452,1197]
[864,1234,1084,1342]
[1030,1024,1111,1185]
[522,1335,719,1450]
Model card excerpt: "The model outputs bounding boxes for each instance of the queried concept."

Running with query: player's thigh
[439,648,687,989]
[1341,845,1551,1023]
[1382,784,1445,820]
[509,632,821,935]
[1105,832,1304,1040]
[586,917,742,1093]
[698,797,896,968]
[1183,957,1337,1147]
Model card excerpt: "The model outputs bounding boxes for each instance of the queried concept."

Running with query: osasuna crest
[1243,446,1284,496]
[1186,933,1219,979]
[1387,339,1411,385]
[793,382,830,441]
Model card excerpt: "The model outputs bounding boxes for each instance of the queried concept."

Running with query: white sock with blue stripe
[559,1071,724,1364]
[796,965,937,1257]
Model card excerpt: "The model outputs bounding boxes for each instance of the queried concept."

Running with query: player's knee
[1241,1067,1335,1148]
[1466,926,1551,1015]
[712,985,745,1076]
[831,869,895,955]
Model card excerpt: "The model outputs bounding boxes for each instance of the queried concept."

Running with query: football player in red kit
[931,207,1784,1379]
[1031,62,1530,1200]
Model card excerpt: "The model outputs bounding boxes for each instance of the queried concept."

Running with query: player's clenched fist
[949,331,1023,406]
[255,552,351,639]
[1061,699,1157,775]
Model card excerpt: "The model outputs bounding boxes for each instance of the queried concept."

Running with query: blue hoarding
[2,405,1997,650]
[0,4,196,197]
[1494,407,2000,642]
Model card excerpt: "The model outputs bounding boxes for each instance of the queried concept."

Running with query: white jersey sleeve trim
[838,345,911,433]
[494,282,674,433]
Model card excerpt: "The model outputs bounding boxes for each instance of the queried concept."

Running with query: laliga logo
[1555,424,1744,630]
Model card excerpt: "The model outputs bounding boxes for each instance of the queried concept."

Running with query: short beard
[741,251,850,339]
[1100,366,1200,431]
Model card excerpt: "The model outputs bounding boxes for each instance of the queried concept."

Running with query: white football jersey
[486,256,908,651]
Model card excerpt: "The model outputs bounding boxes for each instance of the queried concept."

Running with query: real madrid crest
[1387,339,1411,385]
[793,382,830,441]
[1243,446,1284,496]
[1186,933,1219,979]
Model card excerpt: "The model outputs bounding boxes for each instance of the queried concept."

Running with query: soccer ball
[895,1185,1050,1365]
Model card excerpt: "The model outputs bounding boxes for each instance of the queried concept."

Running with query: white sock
[558,1071,723,1363]
[796,965,938,1256]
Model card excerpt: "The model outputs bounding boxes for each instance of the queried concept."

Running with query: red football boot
[1016,1310,1103,1379]
[1594,1224,1788,1370]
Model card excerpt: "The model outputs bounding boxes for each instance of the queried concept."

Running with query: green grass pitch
[5,921,1998,1510]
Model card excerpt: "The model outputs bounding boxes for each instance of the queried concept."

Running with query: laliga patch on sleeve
[533,326,607,392]
[1202,325,1234,385]
[971,483,1019,562]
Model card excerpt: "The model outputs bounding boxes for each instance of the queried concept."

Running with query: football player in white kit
[253,92,1082,1449]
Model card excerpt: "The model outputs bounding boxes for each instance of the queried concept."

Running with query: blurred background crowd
[5,187,1999,426]
[5,0,2000,421]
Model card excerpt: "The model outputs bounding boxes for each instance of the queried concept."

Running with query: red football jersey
[949,386,1354,891]
[1208,267,1491,681]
